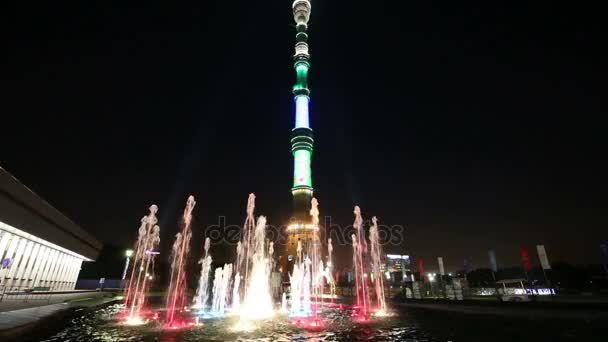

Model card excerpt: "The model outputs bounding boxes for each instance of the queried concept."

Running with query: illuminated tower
[285,0,317,270]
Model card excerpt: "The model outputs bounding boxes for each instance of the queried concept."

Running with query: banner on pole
[520,247,533,272]
[536,245,551,270]
[418,259,425,280]
[488,250,498,273]
[437,257,445,275]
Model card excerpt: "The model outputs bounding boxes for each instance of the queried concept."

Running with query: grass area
[64,297,96,303]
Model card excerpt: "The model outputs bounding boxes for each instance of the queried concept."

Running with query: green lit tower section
[290,0,314,223]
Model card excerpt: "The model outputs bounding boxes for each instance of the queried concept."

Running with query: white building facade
[0,167,101,291]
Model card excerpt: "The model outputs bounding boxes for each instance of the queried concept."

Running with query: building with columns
[0,167,102,291]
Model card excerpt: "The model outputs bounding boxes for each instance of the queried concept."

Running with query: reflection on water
[40,303,432,342]
[39,301,608,341]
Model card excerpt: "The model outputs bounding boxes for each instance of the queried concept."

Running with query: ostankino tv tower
[285,0,317,271]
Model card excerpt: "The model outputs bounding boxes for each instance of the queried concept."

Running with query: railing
[0,285,53,304]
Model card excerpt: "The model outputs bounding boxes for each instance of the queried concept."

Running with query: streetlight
[122,249,133,282]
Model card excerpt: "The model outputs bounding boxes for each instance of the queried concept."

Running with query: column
[70,259,83,290]
[0,231,11,289]
[68,257,80,289]
[7,239,32,288]
[0,236,20,284]
[0,230,12,264]
[49,252,65,289]
[40,249,58,287]
[21,242,41,287]
[31,246,50,287]
[56,255,72,290]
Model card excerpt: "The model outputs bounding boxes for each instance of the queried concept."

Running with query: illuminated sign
[386,254,409,260]
[513,288,556,296]
[287,223,318,231]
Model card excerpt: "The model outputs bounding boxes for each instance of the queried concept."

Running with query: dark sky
[3,1,606,272]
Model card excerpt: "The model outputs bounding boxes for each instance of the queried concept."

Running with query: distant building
[0,167,102,290]
[383,254,411,284]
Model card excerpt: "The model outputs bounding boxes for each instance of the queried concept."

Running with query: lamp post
[122,250,133,288]
[427,273,436,298]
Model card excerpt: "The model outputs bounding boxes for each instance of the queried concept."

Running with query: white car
[496,279,532,302]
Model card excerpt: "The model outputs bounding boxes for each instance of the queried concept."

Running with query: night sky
[3,1,606,272]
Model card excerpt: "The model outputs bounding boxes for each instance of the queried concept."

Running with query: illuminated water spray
[369,216,387,314]
[352,206,370,319]
[123,205,160,324]
[211,263,233,316]
[232,241,242,312]
[193,237,212,311]
[327,238,336,300]
[309,198,322,318]
[232,194,256,316]
[289,197,324,318]
[230,193,274,323]
[239,215,274,320]
[289,241,311,317]
[236,194,256,304]
[165,196,196,327]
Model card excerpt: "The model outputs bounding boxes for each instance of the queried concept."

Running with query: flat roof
[0,166,102,260]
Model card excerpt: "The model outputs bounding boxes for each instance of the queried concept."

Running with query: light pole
[427,273,436,298]
[122,250,133,289]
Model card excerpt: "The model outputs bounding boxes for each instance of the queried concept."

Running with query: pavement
[0,292,118,339]
[395,300,608,321]
[0,290,106,312]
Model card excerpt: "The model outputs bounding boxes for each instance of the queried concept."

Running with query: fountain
[210,263,233,316]
[327,238,336,300]
[232,194,255,315]
[288,198,325,319]
[281,292,288,313]
[309,198,323,319]
[165,195,196,328]
[192,237,212,311]
[239,215,274,320]
[352,206,370,320]
[289,241,311,317]
[117,194,392,334]
[231,243,241,312]
[219,193,275,325]
[369,216,388,315]
[123,205,160,324]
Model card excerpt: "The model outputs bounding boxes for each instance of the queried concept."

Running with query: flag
[520,247,533,272]
[437,257,445,276]
[417,259,425,280]
[536,245,551,270]
[488,250,498,273]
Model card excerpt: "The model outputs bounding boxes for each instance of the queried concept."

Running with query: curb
[0,296,120,341]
